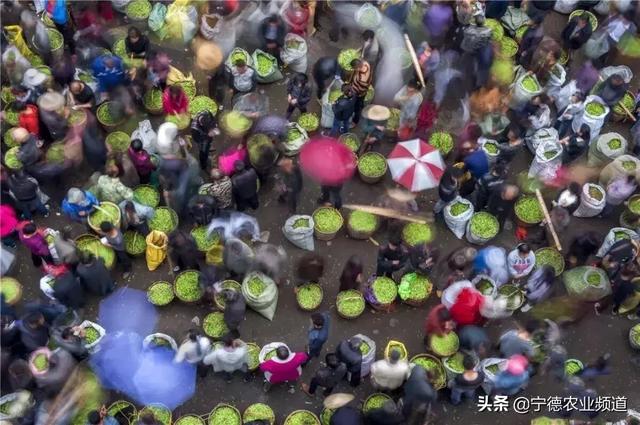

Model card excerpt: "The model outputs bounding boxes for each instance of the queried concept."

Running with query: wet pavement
[4,4,640,425]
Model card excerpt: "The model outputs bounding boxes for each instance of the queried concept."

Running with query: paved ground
[4,3,640,425]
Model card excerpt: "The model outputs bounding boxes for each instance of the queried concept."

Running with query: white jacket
[203,342,248,373]
[370,359,410,390]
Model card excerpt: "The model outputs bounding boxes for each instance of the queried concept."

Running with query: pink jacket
[0,205,18,238]
[260,352,308,384]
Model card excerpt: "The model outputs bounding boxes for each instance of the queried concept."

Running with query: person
[331,84,355,137]
[487,183,519,224]
[260,14,286,60]
[91,54,127,95]
[339,255,363,292]
[336,337,363,387]
[136,411,162,425]
[555,91,585,138]
[458,325,490,357]
[393,80,423,140]
[560,124,590,164]
[566,231,600,267]
[312,56,339,99]
[51,325,87,360]
[17,312,49,353]
[409,244,437,276]
[307,312,330,360]
[473,163,507,210]
[348,59,373,127]
[370,349,410,392]
[175,329,212,377]
[0,204,18,248]
[521,265,556,312]
[296,253,325,286]
[191,111,219,171]
[147,51,171,91]
[361,30,380,67]
[518,15,545,69]
[87,407,119,425]
[51,225,78,266]
[9,169,50,219]
[553,182,581,215]
[507,243,536,280]
[121,201,153,236]
[301,352,347,397]
[601,237,639,282]
[366,399,405,425]
[128,139,156,184]
[222,290,245,339]
[168,230,200,272]
[561,12,593,52]
[376,233,408,278]
[163,85,189,116]
[11,127,40,169]
[498,321,537,359]
[277,158,303,214]
[611,265,638,315]
[594,74,629,106]
[205,169,233,210]
[99,221,132,280]
[579,353,612,381]
[401,365,436,423]
[94,166,134,204]
[35,348,77,397]
[424,304,455,337]
[260,345,308,392]
[493,354,530,396]
[76,252,115,296]
[61,188,98,223]
[231,161,260,211]
[602,174,637,217]
[19,222,53,267]
[68,80,95,109]
[187,194,217,227]
[228,59,257,97]
[125,26,149,58]
[450,354,485,405]
[317,184,344,210]
[286,73,312,120]
[203,335,250,382]
[434,167,463,214]
[330,406,363,425]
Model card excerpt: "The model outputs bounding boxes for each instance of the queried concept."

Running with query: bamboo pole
[535,189,562,252]
[343,204,433,223]
[403,34,426,88]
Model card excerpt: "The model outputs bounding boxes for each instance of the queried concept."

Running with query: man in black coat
[561,13,592,51]
[223,290,246,339]
[231,161,260,211]
[473,162,507,211]
[191,111,219,170]
[277,158,303,214]
[16,312,49,353]
[331,84,356,137]
[188,193,218,227]
[376,233,409,278]
[401,366,436,424]
[365,400,405,425]
[330,406,363,425]
[312,56,339,99]
[301,352,347,396]
[76,252,115,296]
[260,14,286,61]
[52,271,86,310]
[336,337,363,387]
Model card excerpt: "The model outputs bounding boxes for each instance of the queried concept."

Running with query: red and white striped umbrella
[386,138,445,192]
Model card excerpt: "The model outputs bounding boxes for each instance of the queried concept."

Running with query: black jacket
[336,340,362,374]
[401,366,436,418]
[377,244,408,272]
[188,194,218,225]
[331,407,364,425]
[561,17,592,50]
[8,174,39,202]
[191,111,217,146]
[76,258,113,296]
[53,272,86,310]
[260,18,286,46]
[231,168,259,199]
[313,362,347,388]
[282,166,303,194]
[409,244,436,275]
[287,79,312,108]
[313,57,339,82]
[438,175,458,203]
[333,94,356,121]
[223,290,246,330]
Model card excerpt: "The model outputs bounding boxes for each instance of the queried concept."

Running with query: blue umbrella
[98,287,158,335]
[253,115,288,139]
[90,332,144,396]
[131,347,197,410]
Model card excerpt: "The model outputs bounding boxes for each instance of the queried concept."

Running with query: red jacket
[162,88,189,115]
[260,352,308,384]
[450,287,485,326]
[424,304,449,336]
[19,105,40,136]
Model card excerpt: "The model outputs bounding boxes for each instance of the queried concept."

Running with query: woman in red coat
[424,304,455,337]
[19,105,39,137]
[260,345,308,392]
[162,85,189,115]
[449,287,485,326]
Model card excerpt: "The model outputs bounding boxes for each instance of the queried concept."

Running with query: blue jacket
[464,149,489,179]
[92,55,126,92]
[48,0,68,25]
[62,191,98,222]
[307,312,330,355]
[493,371,529,396]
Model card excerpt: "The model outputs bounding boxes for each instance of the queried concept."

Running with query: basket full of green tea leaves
[147,281,174,306]
[497,284,525,310]
[246,275,268,298]
[386,108,400,131]
[97,101,125,129]
[312,207,343,240]
[4,147,22,170]
[485,18,504,41]
[174,270,203,303]
[191,226,219,252]
[363,394,391,413]
[398,273,432,306]
[520,76,540,93]
[296,283,323,311]
[347,210,378,239]
[358,152,387,183]
[628,195,640,216]
[429,332,459,357]
[138,405,171,425]
[246,343,261,371]
[612,91,635,121]
[514,195,544,225]
[254,50,278,78]
[220,111,252,137]
[143,88,163,114]
[467,212,499,244]
[82,324,101,346]
[369,276,397,308]
[401,223,434,247]
[209,404,241,425]
[166,113,191,130]
[535,247,565,276]
[2,104,20,126]
[126,0,152,20]
[339,133,360,153]
[149,207,179,234]
[189,96,218,119]
[124,230,147,256]
[338,49,360,72]
[243,403,275,425]
[0,277,22,305]
[585,101,607,118]
[133,185,160,208]
[564,359,583,376]
[498,37,518,58]
[443,352,466,378]
[75,234,116,269]
[428,132,454,156]
[30,350,50,374]
[45,142,65,164]
[214,280,241,310]
[284,410,320,425]
[410,354,447,389]
[174,415,205,425]
[105,131,131,153]
[297,112,319,132]
[88,202,121,233]
[203,312,228,338]
[336,290,365,319]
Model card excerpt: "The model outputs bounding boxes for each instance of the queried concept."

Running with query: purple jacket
[423,4,453,38]
[20,231,50,257]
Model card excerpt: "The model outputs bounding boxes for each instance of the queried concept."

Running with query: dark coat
[561,17,592,50]
[313,57,339,82]
[282,165,303,194]
[76,258,113,296]
[313,362,347,388]
[287,79,312,108]
[330,407,364,425]
[336,340,362,374]
[17,317,49,352]
[377,244,408,273]
[402,366,436,418]
[333,94,356,121]
[223,290,246,331]
[260,18,286,46]
[231,168,259,199]
[53,272,86,310]
[188,194,218,226]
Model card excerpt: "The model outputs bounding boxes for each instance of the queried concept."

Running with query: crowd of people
[1,0,640,424]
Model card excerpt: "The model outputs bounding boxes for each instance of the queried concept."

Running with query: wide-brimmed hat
[195,40,223,71]
[362,104,390,121]
[22,68,47,87]
[323,393,355,410]
[11,127,29,144]
[37,92,65,112]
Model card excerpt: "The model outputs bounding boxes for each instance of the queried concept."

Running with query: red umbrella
[299,136,357,186]
[387,138,445,192]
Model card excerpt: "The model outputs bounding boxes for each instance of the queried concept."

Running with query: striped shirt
[349,61,372,97]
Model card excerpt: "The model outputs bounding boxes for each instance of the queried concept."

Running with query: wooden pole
[535,189,562,252]
[343,204,433,223]
[403,34,426,88]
